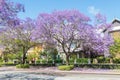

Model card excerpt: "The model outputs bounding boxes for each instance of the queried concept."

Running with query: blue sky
[11,0,120,23]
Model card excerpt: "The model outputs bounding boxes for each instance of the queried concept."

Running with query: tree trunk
[22,46,27,64]
[66,55,70,65]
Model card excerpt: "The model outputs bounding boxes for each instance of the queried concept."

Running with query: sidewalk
[0,66,120,75]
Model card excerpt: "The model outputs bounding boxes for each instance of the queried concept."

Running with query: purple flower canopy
[0,0,114,65]
[36,10,113,56]
[0,0,113,57]
[0,0,24,26]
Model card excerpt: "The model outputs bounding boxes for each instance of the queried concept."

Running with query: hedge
[69,58,88,64]
[74,64,120,69]
[16,64,30,68]
[58,65,74,71]
[35,59,63,64]
[30,63,55,67]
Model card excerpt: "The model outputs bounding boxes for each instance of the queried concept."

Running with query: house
[27,43,44,61]
[108,19,120,58]
[27,42,56,61]
[27,43,44,55]
[109,19,120,39]
[69,19,120,59]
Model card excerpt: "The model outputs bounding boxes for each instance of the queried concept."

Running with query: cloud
[88,6,100,15]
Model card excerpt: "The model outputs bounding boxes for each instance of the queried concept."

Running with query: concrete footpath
[0,66,120,75]
[0,66,120,80]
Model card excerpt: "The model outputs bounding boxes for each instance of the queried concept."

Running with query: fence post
[40,60,42,64]
[88,58,91,64]
[74,59,77,64]
[52,60,55,64]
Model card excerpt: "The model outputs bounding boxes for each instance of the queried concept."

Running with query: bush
[97,57,114,63]
[69,59,74,64]
[76,58,88,64]
[58,65,74,71]
[41,59,48,64]
[30,63,55,67]
[113,58,120,63]
[36,59,53,64]
[69,58,88,64]
[104,58,111,63]
[97,56,105,63]
[0,64,2,67]
[0,58,3,62]
[54,59,63,63]
[48,59,53,64]
[35,59,62,64]
[35,59,47,64]
[16,64,30,68]
[36,59,41,64]
[2,61,16,66]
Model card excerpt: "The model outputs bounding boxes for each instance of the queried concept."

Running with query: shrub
[35,59,47,64]
[36,59,41,64]
[104,58,111,63]
[0,58,3,62]
[30,63,55,67]
[3,61,13,64]
[16,64,30,68]
[113,58,120,63]
[69,58,88,64]
[36,59,63,64]
[36,59,54,64]
[41,59,47,64]
[76,58,88,64]
[2,61,16,66]
[0,64,2,67]
[97,57,113,63]
[48,59,53,64]
[69,59,74,64]
[58,65,74,71]
[70,54,77,60]
[97,56,105,63]
[55,59,63,63]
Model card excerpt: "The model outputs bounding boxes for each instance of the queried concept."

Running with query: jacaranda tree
[36,10,113,65]
[0,0,24,62]
[0,18,38,64]
[0,0,24,26]
[94,13,114,57]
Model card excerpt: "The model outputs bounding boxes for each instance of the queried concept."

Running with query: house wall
[112,21,120,27]
[110,31,120,40]
[27,45,43,55]
[109,19,120,58]
[109,19,120,40]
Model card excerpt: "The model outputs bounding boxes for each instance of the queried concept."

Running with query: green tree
[110,39,120,58]
[0,18,38,64]
[40,48,58,60]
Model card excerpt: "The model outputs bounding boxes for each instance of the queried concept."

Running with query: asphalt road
[55,74,120,80]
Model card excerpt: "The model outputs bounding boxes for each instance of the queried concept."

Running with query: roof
[109,18,120,32]
[112,18,120,24]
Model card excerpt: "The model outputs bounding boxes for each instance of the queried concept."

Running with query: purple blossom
[36,10,113,64]
[0,0,24,26]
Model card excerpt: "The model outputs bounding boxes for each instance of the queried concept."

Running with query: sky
[11,0,120,23]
